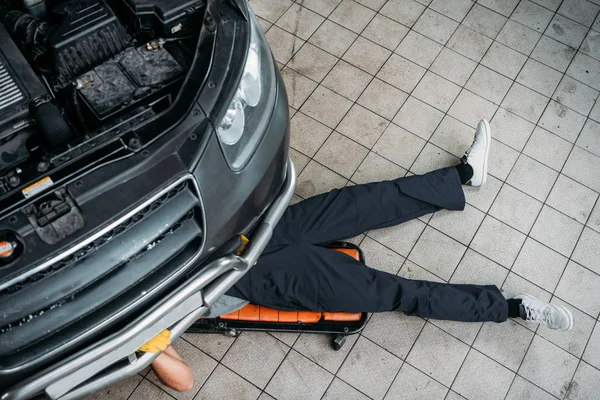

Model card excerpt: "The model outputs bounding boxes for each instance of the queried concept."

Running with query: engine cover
[0,22,47,139]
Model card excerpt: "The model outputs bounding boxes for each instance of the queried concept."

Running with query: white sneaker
[514,294,574,331]
[462,119,491,187]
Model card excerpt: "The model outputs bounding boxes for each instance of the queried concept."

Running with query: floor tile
[531,205,584,256]
[517,58,563,98]
[410,143,459,175]
[429,48,478,86]
[511,0,554,32]
[362,312,426,359]
[558,0,600,27]
[269,331,299,347]
[583,321,600,370]
[281,67,319,109]
[473,320,534,372]
[322,61,372,101]
[511,237,568,292]
[380,0,427,27]
[396,31,444,68]
[506,155,558,201]
[265,350,333,400]
[300,85,353,128]
[276,4,325,40]
[502,272,552,305]
[577,118,600,156]
[450,248,508,287]
[547,174,599,224]
[545,14,588,49]
[293,0,342,16]
[250,0,293,23]
[539,101,587,143]
[338,336,403,400]
[552,76,600,116]
[368,219,427,257]
[531,35,577,72]
[362,14,409,50]
[265,26,305,64]
[338,104,390,148]
[221,332,289,389]
[408,226,467,280]
[572,227,600,275]
[519,335,579,398]
[566,362,600,400]
[465,65,513,105]
[128,380,172,400]
[377,54,426,92]
[453,350,515,400]
[463,4,508,39]
[329,0,376,33]
[463,175,503,212]
[394,96,444,139]
[407,323,470,386]
[308,20,358,57]
[322,378,370,400]
[413,8,460,44]
[490,108,536,151]
[590,96,600,121]
[502,83,550,123]
[447,25,494,62]
[587,199,600,233]
[563,146,600,192]
[478,0,520,16]
[314,132,369,178]
[555,261,600,317]
[296,160,347,198]
[181,332,235,362]
[470,216,526,267]
[355,0,388,11]
[147,340,217,399]
[196,365,260,400]
[581,30,600,61]
[429,0,474,21]
[488,138,520,180]
[567,52,600,91]
[490,184,543,233]
[357,78,409,120]
[82,374,141,400]
[412,72,461,112]
[429,319,483,346]
[482,42,528,79]
[352,151,407,184]
[373,124,426,169]
[538,297,596,358]
[523,127,573,171]
[289,112,332,157]
[446,391,467,400]
[530,0,562,10]
[361,235,406,274]
[448,90,498,128]
[505,375,556,400]
[429,205,485,245]
[258,393,275,400]
[288,43,338,82]
[430,116,474,157]
[497,20,542,55]
[385,363,448,400]
[343,37,391,75]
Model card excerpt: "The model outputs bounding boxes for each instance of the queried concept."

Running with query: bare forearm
[151,347,194,392]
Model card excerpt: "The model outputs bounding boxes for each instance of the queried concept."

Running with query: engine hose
[30,97,74,149]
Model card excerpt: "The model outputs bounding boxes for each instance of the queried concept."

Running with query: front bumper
[2,159,295,400]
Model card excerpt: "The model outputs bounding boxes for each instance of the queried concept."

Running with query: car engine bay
[0,0,204,200]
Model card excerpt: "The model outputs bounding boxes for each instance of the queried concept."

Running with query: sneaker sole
[480,119,491,187]
[559,305,575,331]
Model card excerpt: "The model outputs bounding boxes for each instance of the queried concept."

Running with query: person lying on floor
[142,119,574,392]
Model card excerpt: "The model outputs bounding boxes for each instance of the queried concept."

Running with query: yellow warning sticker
[22,176,54,198]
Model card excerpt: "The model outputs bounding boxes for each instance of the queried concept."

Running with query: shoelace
[523,304,552,325]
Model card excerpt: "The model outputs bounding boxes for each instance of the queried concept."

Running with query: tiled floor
[91,0,600,399]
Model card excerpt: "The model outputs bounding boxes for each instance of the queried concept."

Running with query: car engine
[0,0,203,196]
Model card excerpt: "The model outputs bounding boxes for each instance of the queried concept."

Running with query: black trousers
[227,166,508,322]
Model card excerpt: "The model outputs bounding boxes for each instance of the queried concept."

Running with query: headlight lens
[216,10,276,170]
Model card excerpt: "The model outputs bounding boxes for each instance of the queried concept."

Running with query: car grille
[0,176,204,370]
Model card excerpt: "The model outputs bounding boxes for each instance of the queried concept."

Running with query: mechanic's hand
[139,329,171,353]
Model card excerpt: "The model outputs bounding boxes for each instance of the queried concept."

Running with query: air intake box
[49,0,130,87]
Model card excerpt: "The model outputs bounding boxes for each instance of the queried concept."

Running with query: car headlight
[216,9,276,170]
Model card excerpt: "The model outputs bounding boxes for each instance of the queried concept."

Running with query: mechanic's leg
[269,120,490,248]
[228,244,574,330]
